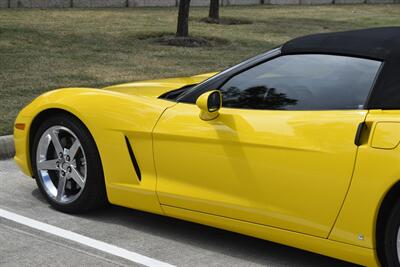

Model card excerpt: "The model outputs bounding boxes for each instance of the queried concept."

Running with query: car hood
[102,72,217,98]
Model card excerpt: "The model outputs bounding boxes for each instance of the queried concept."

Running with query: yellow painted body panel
[371,122,400,149]
[103,72,217,98]
[15,73,400,267]
[162,205,377,267]
[330,110,400,250]
[153,103,367,238]
[14,88,174,214]
[14,73,214,214]
[14,115,34,176]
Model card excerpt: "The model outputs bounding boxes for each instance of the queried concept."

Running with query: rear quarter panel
[330,110,400,251]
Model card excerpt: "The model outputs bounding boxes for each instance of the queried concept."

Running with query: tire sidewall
[384,202,400,267]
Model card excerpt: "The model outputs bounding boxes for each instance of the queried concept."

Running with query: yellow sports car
[14,27,400,266]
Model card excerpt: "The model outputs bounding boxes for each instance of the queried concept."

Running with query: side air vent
[124,136,142,181]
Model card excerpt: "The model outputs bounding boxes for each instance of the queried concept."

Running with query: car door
[153,54,382,238]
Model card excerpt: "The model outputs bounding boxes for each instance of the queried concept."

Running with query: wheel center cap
[61,162,69,170]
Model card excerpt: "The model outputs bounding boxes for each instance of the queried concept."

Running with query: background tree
[209,0,219,20]
[176,0,191,37]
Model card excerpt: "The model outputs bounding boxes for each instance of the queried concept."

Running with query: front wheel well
[28,108,90,176]
[376,180,400,265]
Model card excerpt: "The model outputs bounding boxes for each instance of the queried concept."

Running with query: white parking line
[0,208,175,267]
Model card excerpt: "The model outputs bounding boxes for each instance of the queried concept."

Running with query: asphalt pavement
[0,159,359,267]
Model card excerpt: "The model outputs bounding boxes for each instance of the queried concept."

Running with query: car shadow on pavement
[30,188,358,266]
[76,206,358,266]
[31,188,48,204]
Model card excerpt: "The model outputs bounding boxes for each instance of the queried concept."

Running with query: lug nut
[61,171,66,176]
[59,152,63,158]
[56,161,60,168]
[66,155,70,162]
[67,166,72,173]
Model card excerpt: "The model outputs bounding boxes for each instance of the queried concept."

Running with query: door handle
[354,122,367,146]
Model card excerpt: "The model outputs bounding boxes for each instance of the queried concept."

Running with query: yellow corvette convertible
[13,27,400,266]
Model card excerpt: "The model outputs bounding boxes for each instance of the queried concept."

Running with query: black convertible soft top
[179,27,400,108]
[282,27,400,61]
[282,27,400,109]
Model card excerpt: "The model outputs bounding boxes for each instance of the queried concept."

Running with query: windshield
[177,47,282,102]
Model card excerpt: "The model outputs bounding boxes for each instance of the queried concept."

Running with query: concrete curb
[0,135,15,160]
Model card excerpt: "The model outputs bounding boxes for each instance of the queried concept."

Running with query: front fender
[14,87,175,213]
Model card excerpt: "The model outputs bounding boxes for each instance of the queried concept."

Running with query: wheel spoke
[69,139,81,160]
[70,167,85,188]
[56,175,67,201]
[49,130,63,155]
[37,125,87,204]
[37,159,59,171]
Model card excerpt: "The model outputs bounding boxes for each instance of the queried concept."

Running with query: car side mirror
[196,90,222,121]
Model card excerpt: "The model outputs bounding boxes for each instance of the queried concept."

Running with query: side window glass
[220,54,381,110]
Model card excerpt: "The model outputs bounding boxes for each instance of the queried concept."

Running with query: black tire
[31,113,107,213]
[383,201,400,267]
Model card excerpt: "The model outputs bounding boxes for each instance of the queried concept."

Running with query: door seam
[327,110,370,239]
[150,103,178,215]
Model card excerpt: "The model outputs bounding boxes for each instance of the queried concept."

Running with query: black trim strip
[158,84,197,100]
[125,136,142,181]
[354,122,366,146]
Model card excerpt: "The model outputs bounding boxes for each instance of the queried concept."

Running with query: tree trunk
[176,0,191,37]
[208,0,219,20]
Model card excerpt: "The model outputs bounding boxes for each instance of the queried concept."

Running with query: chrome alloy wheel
[36,125,87,204]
